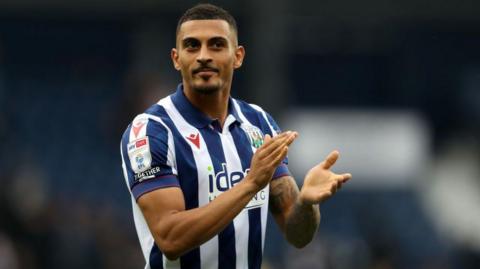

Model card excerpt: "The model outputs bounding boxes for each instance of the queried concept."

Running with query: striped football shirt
[120,84,290,269]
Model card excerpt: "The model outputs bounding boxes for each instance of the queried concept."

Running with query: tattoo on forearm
[269,177,320,248]
[269,178,298,215]
[285,202,320,247]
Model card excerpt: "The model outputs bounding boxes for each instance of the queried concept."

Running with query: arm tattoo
[269,177,320,248]
[269,177,298,216]
[285,200,320,248]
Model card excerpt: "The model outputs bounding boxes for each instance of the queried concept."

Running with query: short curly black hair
[176,3,238,36]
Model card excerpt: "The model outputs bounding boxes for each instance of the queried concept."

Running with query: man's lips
[196,71,217,77]
[193,67,219,75]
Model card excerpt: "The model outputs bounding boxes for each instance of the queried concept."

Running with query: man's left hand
[299,150,352,205]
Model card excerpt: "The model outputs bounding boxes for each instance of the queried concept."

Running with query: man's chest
[172,124,268,208]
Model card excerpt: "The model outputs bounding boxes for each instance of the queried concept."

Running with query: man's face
[172,20,244,95]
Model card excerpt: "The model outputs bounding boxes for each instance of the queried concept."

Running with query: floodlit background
[0,0,479,268]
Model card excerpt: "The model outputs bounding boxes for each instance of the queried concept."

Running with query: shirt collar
[171,84,243,129]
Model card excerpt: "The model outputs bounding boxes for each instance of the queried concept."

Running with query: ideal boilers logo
[207,163,268,209]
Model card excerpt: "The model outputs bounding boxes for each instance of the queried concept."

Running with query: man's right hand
[246,131,298,190]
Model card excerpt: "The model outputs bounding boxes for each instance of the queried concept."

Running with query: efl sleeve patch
[128,137,152,174]
[121,124,179,200]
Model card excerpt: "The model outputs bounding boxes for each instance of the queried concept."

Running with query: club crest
[241,124,264,149]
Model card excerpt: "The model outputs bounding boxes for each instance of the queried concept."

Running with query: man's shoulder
[232,98,268,115]
[232,98,282,134]
[121,96,173,142]
[232,97,281,134]
[135,94,176,124]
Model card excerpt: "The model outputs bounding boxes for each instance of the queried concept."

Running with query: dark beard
[192,84,220,95]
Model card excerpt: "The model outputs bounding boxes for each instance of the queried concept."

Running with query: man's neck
[183,84,230,127]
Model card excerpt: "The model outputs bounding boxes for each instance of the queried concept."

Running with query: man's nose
[196,45,212,64]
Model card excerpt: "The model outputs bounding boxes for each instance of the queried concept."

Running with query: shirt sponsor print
[207,163,267,209]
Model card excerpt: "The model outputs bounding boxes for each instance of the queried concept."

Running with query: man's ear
[171,48,181,70]
[233,45,245,69]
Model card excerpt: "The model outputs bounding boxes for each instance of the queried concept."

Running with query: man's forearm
[153,180,258,259]
[269,176,321,248]
[285,200,320,248]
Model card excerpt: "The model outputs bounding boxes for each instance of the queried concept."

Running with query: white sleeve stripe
[142,113,178,175]
[120,141,133,196]
[121,141,154,263]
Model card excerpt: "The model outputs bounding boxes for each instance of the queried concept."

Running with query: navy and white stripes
[120,84,291,269]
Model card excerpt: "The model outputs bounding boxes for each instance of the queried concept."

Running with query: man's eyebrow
[209,36,228,43]
[180,36,233,48]
[210,36,227,41]
[182,36,228,42]
[181,37,199,45]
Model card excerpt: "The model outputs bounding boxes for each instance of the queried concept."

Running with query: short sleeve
[120,116,179,200]
[264,112,291,180]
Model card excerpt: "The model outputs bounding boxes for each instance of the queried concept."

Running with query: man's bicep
[269,175,300,231]
[138,187,186,237]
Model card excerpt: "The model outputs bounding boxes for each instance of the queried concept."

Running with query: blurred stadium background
[0,0,479,268]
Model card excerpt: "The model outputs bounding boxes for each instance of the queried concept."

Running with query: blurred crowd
[1,1,480,268]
